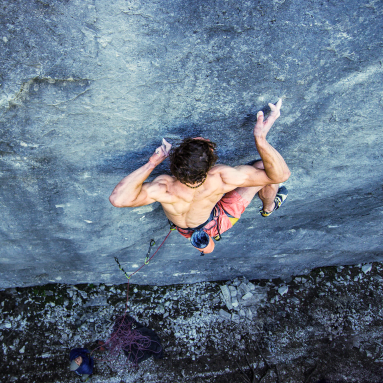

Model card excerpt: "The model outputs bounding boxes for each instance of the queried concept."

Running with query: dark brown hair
[169,138,218,184]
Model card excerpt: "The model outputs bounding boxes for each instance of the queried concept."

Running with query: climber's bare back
[135,163,269,228]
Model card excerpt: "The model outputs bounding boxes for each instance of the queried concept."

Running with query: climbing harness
[175,206,222,255]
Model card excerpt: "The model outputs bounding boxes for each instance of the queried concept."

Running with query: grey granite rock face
[1,0,383,288]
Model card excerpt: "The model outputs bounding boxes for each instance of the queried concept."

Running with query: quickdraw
[144,239,156,265]
[114,256,131,280]
[168,220,177,231]
[114,222,175,283]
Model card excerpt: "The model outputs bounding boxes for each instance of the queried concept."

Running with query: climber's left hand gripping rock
[149,138,172,167]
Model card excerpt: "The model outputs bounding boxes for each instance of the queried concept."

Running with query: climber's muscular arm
[215,99,290,192]
[212,164,272,193]
[253,98,290,183]
[109,148,175,208]
[216,158,289,194]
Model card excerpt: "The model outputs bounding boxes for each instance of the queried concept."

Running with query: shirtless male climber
[109,99,291,254]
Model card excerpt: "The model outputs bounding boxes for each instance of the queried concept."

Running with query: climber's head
[169,137,218,186]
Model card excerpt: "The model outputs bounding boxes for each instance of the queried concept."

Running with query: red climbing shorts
[177,190,251,239]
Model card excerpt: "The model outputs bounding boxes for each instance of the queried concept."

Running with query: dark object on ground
[108,314,163,366]
[123,326,164,364]
[69,348,94,379]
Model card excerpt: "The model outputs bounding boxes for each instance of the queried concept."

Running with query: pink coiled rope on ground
[106,315,163,367]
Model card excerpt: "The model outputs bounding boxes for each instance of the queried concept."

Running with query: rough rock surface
[1,0,383,287]
[1,262,383,382]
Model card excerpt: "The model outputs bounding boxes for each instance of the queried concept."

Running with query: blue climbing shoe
[260,186,288,217]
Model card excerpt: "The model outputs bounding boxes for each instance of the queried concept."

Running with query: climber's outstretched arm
[253,98,290,184]
[109,142,173,208]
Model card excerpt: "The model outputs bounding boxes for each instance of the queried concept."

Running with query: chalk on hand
[161,138,172,156]
[154,138,172,157]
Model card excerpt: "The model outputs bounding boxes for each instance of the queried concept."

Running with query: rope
[91,226,174,361]
[123,228,172,311]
